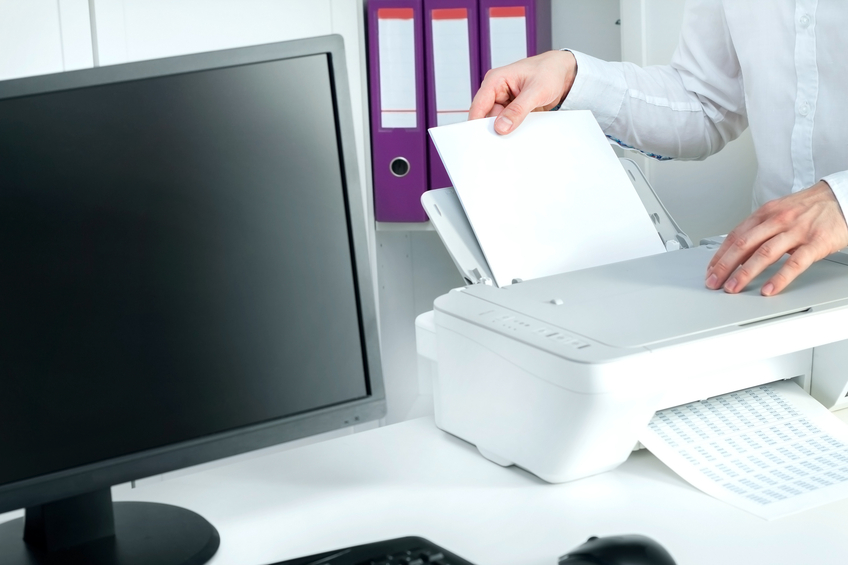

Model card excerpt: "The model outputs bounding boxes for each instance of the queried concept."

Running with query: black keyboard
[270,536,476,565]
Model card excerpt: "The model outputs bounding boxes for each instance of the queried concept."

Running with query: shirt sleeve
[822,171,848,225]
[560,0,748,161]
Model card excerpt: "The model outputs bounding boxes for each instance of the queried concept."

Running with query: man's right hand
[468,50,578,135]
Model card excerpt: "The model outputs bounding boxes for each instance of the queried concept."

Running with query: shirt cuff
[822,171,848,227]
[559,49,627,131]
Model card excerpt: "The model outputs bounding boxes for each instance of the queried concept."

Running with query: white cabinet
[0,0,63,81]
[91,0,333,65]
[552,0,621,62]
[0,0,93,80]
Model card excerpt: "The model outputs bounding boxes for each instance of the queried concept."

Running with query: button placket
[789,0,819,192]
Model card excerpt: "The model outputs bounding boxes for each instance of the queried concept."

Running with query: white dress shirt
[561,0,848,219]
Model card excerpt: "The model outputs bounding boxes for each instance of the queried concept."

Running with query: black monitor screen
[0,53,369,487]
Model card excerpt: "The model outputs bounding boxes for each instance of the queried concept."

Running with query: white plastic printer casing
[416,160,848,484]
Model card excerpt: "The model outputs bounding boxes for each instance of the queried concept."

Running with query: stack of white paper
[428,111,665,287]
[640,380,848,519]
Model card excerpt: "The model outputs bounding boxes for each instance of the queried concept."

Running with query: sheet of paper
[428,111,665,287]
[640,380,848,520]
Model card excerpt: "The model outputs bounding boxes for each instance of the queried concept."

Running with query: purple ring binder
[479,0,552,83]
[368,0,429,222]
[424,0,481,192]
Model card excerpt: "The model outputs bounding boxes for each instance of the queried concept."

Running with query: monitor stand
[0,488,219,564]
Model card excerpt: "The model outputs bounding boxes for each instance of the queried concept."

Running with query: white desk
[96,415,848,565]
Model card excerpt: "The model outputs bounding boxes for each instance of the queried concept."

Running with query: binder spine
[479,0,551,82]
[368,0,429,222]
[424,0,480,191]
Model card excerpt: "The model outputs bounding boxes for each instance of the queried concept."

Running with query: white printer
[416,159,848,484]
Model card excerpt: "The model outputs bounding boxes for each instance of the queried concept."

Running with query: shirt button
[798,102,810,117]
[799,14,811,29]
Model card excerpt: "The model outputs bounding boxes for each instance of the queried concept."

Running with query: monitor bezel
[0,35,386,514]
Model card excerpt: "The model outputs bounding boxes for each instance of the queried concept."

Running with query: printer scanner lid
[460,245,848,349]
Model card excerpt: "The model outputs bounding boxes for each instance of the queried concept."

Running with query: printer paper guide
[427,111,665,287]
[640,380,848,520]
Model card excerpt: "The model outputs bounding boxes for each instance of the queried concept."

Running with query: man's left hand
[705,181,848,296]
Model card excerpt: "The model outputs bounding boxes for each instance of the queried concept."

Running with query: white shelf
[376,221,435,232]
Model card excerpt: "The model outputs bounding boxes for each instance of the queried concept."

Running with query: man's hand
[468,50,578,135]
[706,181,848,296]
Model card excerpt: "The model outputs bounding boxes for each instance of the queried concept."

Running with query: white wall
[0,0,93,80]
[0,0,64,80]
[620,0,756,243]
[91,0,330,65]
[376,231,463,423]
[552,0,620,62]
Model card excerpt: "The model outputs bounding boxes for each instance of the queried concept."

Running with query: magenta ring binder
[479,0,552,83]
[368,0,430,222]
[424,0,481,191]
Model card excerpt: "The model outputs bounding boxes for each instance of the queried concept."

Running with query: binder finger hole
[390,157,410,177]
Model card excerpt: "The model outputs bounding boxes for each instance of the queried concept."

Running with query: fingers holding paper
[706,181,848,296]
[468,50,578,135]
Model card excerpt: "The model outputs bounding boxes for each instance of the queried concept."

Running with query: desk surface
[95,415,848,565]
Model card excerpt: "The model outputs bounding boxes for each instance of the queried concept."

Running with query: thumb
[493,87,545,135]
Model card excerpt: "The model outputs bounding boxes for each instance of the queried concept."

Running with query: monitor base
[0,500,219,565]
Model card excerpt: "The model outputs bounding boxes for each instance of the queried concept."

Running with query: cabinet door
[0,0,93,80]
[552,0,621,62]
[92,0,334,65]
[0,0,64,80]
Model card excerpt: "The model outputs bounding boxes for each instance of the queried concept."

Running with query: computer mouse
[558,535,677,565]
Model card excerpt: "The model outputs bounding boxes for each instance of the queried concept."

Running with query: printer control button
[550,298,564,305]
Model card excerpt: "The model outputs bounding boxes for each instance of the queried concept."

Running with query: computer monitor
[0,35,384,565]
